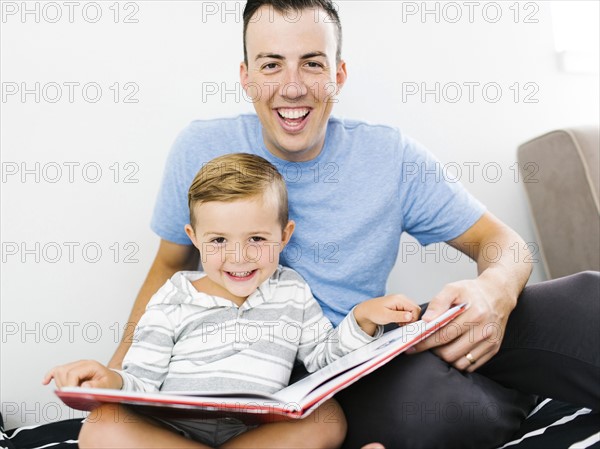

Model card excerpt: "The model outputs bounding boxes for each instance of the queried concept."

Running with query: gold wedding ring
[465,352,477,365]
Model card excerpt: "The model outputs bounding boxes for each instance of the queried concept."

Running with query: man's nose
[278,68,308,100]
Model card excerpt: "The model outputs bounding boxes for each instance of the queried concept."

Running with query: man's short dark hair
[243,0,342,65]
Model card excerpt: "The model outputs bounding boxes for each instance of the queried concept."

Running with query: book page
[273,304,467,408]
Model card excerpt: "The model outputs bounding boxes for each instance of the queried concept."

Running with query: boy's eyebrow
[202,231,273,237]
[255,51,328,61]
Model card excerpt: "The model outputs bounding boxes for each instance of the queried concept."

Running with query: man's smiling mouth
[275,108,311,131]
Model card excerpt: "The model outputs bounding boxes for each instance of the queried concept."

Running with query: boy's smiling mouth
[225,270,257,281]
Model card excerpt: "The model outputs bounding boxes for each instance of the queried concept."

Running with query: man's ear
[335,60,348,93]
[281,220,296,248]
[240,61,249,89]
[184,224,199,248]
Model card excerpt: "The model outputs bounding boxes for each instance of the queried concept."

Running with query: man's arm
[410,211,533,372]
[107,239,198,369]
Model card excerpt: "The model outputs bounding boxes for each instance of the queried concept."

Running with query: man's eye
[262,63,279,70]
[305,61,323,69]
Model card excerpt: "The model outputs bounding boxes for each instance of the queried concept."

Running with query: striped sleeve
[296,283,383,373]
[116,307,176,392]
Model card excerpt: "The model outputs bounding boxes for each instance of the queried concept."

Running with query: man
[104,1,599,448]
[4,1,596,448]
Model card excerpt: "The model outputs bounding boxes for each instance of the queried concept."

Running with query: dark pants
[336,271,600,449]
[2,272,599,449]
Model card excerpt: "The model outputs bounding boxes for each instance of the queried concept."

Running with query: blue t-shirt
[151,115,485,325]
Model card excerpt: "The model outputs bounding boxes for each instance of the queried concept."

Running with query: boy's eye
[211,237,226,244]
[249,236,266,243]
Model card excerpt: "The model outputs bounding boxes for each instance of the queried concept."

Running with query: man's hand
[410,277,513,372]
[408,212,532,372]
[42,360,123,389]
[354,294,422,336]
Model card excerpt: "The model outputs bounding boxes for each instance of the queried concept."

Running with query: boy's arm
[108,239,198,369]
[298,288,422,372]
[116,304,178,393]
[353,295,422,336]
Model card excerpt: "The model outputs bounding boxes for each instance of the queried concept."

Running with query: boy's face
[240,6,347,162]
[185,192,294,303]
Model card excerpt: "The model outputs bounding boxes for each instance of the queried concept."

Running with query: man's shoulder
[176,114,259,141]
[169,114,260,158]
[328,116,401,138]
[185,114,259,132]
[327,117,410,159]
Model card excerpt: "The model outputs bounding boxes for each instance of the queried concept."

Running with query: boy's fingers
[41,370,54,385]
[387,309,415,323]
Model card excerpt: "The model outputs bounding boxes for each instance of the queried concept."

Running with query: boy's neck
[191,276,248,307]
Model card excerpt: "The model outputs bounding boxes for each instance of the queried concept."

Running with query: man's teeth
[278,108,309,119]
[229,271,253,278]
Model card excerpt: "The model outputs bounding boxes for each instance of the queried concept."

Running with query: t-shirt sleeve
[150,125,198,245]
[399,134,486,246]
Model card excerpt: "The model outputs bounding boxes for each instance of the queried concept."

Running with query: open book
[56,304,466,423]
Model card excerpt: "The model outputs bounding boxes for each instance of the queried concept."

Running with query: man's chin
[271,137,322,162]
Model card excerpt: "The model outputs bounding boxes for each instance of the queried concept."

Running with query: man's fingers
[361,444,385,449]
[422,288,458,322]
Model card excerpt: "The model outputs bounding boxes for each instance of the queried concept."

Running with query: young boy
[44,153,421,449]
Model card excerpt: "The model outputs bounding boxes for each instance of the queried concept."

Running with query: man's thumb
[422,291,455,322]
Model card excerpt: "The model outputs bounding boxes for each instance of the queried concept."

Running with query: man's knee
[338,352,532,449]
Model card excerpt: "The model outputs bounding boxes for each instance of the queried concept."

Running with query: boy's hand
[42,360,123,390]
[354,295,422,336]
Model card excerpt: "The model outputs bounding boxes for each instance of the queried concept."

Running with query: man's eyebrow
[301,51,327,59]
[255,53,285,61]
[254,51,328,61]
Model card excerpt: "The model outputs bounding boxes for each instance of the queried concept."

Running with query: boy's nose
[223,242,244,264]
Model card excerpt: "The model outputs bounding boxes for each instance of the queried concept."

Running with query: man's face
[241,6,347,162]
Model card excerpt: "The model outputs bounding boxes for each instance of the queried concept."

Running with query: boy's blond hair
[188,153,288,229]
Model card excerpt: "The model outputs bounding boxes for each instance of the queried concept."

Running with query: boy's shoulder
[146,271,207,309]
[271,265,308,285]
[256,266,310,301]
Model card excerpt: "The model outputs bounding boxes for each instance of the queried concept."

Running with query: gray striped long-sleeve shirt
[117,266,382,394]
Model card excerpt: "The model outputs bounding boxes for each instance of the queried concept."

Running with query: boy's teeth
[278,108,309,119]
[229,271,252,277]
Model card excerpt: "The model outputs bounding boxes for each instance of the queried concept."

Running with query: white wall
[1,1,598,429]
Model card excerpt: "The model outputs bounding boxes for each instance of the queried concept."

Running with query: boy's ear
[184,224,199,248]
[281,220,295,248]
